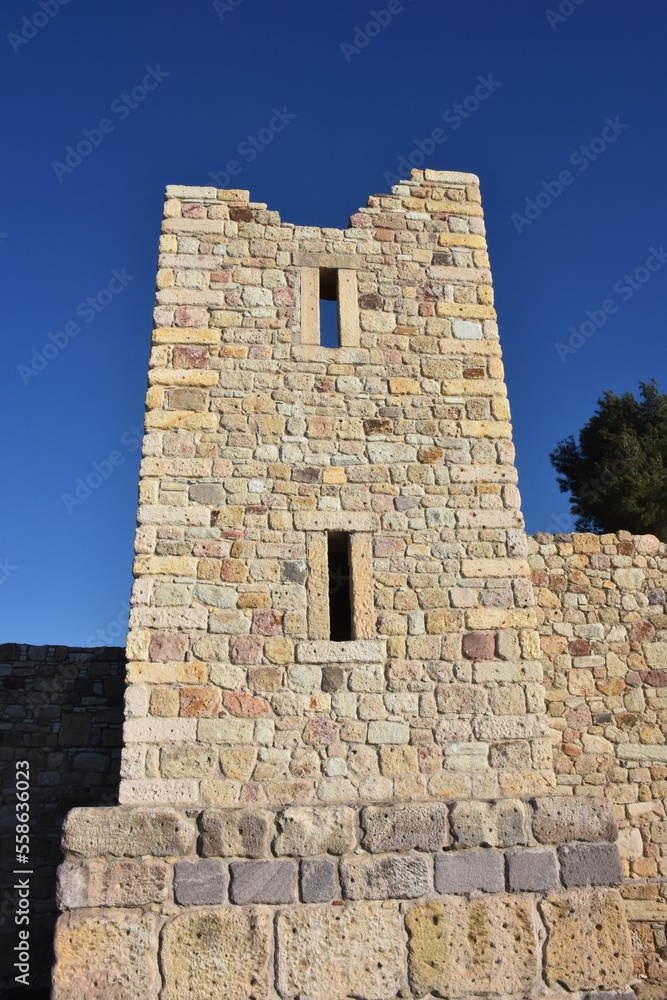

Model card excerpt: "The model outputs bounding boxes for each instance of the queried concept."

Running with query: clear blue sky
[2,0,666,645]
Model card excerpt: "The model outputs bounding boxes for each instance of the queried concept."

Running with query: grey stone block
[300,858,336,903]
[506,848,559,891]
[585,993,637,1000]
[361,803,449,853]
[188,483,225,503]
[229,860,297,904]
[434,850,504,894]
[533,796,617,844]
[201,809,271,858]
[173,859,227,905]
[339,853,430,900]
[450,799,527,848]
[558,843,624,887]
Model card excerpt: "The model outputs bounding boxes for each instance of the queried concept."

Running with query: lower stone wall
[0,644,124,998]
[531,531,667,998]
[52,798,632,999]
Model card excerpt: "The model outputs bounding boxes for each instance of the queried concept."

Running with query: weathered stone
[160,907,272,1000]
[361,803,449,852]
[201,809,270,858]
[173,859,227,905]
[450,799,527,847]
[52,909,160,1000]
[533,796,618,844]
[57,859,169,908]
[61,807,196,858]
[558,843,624,886]
[300,858,336,902]
[406,896,538,996]
[506,848,559,891]
[276,903,406,1000]
[541,889,633,991]
[274,805,357,855]
[434,850,504,894]
[339,853,429,899]
[229,859,297,904]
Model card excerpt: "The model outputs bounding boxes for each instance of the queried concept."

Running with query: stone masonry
[48,172,642,998]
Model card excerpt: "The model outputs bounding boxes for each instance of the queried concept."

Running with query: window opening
[328,532,352,641]
[319,267,340,348]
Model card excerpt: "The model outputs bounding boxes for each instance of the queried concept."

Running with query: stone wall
[0,644,124,997]
[531,530,667,997]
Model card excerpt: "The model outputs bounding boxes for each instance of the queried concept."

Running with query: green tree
[549,380,667,540]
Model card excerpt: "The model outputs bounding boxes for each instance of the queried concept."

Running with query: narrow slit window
[319,267,340,348]
[328,532,352,641]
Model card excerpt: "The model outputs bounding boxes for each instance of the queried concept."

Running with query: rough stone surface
[61,807,195,858]
[558,843,624,887]
[339,853,429,899]
[52,908,160,1000]
[533,797,618,844]
[276,903,406,1000]
[506,848,559,891]
[406,896,539,996]
[160,907,272,1000]
[450,799,527,847]
[229,859,297,904]
[541,889,634,991]
[361,803,449,853]
[300,858,336,903]
[274,805,357,856]
[434,850,504,894]
[173,859,227,905]
[201,809,270,858]
[56,859,169,908]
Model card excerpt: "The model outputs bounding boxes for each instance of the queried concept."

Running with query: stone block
[361,803,449,853]
[406,896,538,997]
[506,848,559,891]
[540,889,633,991]
[434,850,504,894]
[276,902,406,1000]
[300,858,336,902]
[201,809,271,858]
[558,843,624,887]
[274,805,357,855]
[52,908,160,1000]
[229,859,297,904]
[160,907,272,1000]
[533,796,618,844]
[450,799,527,848]
[57,859,169,908]
[61,807,196,858]
[173,859,227,905]
[339,853,429,899]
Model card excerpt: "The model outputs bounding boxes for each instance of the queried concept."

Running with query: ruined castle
[6,170,667,997]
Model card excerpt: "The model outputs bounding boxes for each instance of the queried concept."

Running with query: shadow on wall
[0,645,125,998]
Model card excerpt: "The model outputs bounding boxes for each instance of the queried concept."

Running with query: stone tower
[52,171,635,999]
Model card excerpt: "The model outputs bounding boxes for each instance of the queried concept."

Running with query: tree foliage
[549,380,667,540]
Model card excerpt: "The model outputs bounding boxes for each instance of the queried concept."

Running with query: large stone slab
[340,854,429,899]
[533,797,618,844]
[52,908,160,1000]
[229,860,297,904]
[434,850,504,894]
[201,808,271,857]
[274,805,357,855]
[540,889,633,991]
[406,896,538,996]
[361,803,449,853]
[160,907,272,1000]
[558,843,624,886]
[276,902,406,1000]
[61,807,196,858]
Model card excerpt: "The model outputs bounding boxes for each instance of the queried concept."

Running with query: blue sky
[2,0,666,645]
